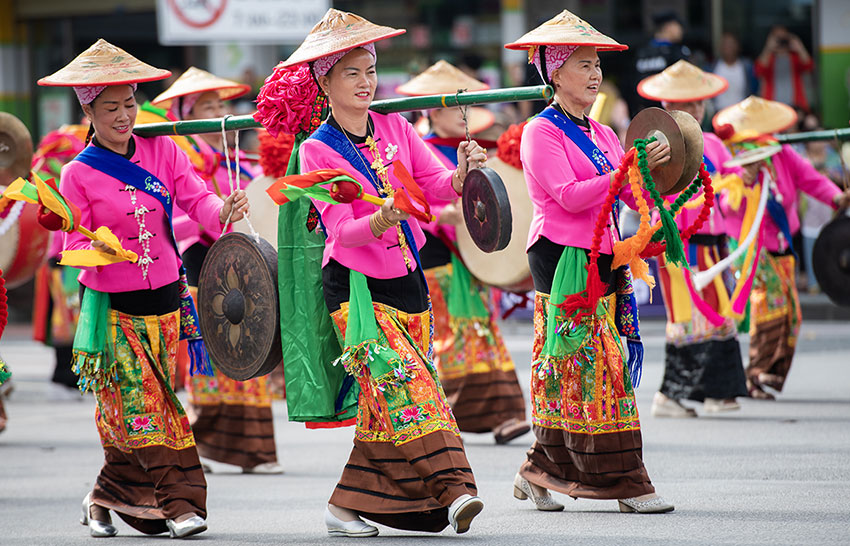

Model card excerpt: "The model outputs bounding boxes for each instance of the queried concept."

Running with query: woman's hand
[834,189,850,209]
[741,161,762,186]
[454,140,488,193]
[91,240,117,255]
[370,197,410,238]
[437,201,462,226]
[645,140,671,171]
[220,189,249,223]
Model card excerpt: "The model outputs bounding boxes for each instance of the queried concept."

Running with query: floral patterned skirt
[425,264,525,433]
[746,253,801,391]
[327,299,477,531]
[519,293,654,500]
[91,309,206,532]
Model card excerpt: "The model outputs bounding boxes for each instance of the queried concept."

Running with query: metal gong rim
[461,167,512,253]
[197,232,281,380]
[625,107,686,196]
[812,214,850,307]
[668,110,705,194]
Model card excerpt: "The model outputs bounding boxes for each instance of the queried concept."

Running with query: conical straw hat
[413,107,496,136]
[637,60,728,102]
[713,96,798,137]
[505,10,626,52]
[38,39,170,87]
[280,9,405,68]
[395,60,489,96]
[151,67,251,109]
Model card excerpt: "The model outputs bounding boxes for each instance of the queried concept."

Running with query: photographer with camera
[755,25,814,112]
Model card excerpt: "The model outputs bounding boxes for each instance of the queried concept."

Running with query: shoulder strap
[537,107,614,175]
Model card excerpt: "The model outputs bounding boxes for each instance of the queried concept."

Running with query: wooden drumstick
[330,180,436,222]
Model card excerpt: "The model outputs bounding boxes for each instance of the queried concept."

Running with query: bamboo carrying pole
[776,127,850,144]
[132,85,554,137]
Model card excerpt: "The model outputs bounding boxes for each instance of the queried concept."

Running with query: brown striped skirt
[425,264,526,433]
[323,262,477,531]
[91,309,206,533]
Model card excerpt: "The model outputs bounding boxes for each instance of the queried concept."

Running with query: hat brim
[505,40,627,51]
[637,73,729,102]
[712,99,798,137]
[152,84,252,109]
[280,29,406,69]
[395,81,490,96]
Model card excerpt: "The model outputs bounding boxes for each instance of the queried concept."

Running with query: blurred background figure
[755,25,814,112]
[627,10,691,115]
[712,32,759,112]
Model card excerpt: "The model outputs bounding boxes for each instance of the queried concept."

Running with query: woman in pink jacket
[40,40,247,539]
[264,9,487,537]
[506,10,674,514]
[715,96,850,399]
[637,61,751,418]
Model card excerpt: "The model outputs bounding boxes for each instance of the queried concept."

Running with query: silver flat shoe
[704,398,741,413]
[324,507,378,537]
[651,392,697,418]
[165,515,207,539]
[513,473,564,511]
[618,496,675,513]
[80,493,118,538]
[448,494,484,534]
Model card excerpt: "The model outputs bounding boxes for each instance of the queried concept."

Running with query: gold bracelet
[375,211,396,230]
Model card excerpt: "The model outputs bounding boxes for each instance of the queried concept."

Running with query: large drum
[232,175,278,246]
[0,194,50,289]
[456,156,533,293]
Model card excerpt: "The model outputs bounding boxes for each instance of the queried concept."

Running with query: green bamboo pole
[132,85,553,138]
[776,127,850,144]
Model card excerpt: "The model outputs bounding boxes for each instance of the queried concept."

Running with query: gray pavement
[1,318,849,545]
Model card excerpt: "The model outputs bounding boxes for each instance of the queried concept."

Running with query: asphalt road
[1,318,848,545]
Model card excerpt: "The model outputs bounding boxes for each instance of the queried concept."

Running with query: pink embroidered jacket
[719,144,841,253]
[521,113,644,253]
[657,132,744,237]
[60,136,225,292]
[300,112,459,279]
[171,137,258,254]
[420,140,458,243]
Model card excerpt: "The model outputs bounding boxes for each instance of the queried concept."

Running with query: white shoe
[80,493,118,537]
[618,495,675,513]
[448,494,484,534]
[165,515,207,538]
[513,473,564,511]
[324,506,378,537]
[703,398,741,413]
[242,462,284,474]
[651,392,697,418]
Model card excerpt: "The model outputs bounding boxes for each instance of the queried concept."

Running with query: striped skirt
[425,264,526,433]
[323,262,477,532]
[656,239,747,401]
[91,309,206,534]
[747,252,801,391]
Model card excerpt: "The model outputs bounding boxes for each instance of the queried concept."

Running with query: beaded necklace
[339,119,414,270]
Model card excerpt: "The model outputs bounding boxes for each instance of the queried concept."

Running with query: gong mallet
[328,178,437,222]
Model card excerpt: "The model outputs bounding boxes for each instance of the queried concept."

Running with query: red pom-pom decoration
[37,205,64,231]
[329,179,361,204]
[496,121,527,170]
[253,63,319,138]
[714,123,735,141]
[257,129,295,179]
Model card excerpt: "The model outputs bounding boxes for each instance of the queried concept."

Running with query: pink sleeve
[782,146,841,208]
[300,141,374,247]
[58,164,99,272]
[403,117,459,203]
[523,121,612,213]
[166,137,226,230]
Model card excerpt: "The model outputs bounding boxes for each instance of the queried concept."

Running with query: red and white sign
[157,0,329,45]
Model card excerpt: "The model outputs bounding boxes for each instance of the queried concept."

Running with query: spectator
[712,32,758,111]
[626,10,691,114]
[755,25,814,111]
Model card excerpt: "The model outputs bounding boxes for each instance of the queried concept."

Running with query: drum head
[625,107,685,196]
[0,113,33,186]
[462,167,512,253]
[456,157,533,292]
[198,232,282,380]
[813,214,850,307]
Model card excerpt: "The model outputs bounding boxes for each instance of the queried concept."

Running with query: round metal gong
[461,167,512,253]
[812,213,850,308]
[0,113,33,187]
[625,107,686,196]
[668,110,705,194]
[197,232,282,380]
